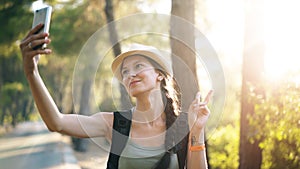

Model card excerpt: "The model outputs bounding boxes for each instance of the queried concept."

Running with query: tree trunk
[72,80,92,152]
[239,0,264,168]
[170,0,198,111]
[171,0,212,168]
[104,0,131,110]
[104,0,121,57]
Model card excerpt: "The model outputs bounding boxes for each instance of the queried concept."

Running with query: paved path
[0,121,80,169]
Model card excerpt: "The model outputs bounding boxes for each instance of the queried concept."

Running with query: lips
[129,80,141,87]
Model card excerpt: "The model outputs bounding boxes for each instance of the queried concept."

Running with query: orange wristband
[189,144,205,151]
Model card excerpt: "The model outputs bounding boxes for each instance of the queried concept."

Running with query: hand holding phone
[32,6,52,50]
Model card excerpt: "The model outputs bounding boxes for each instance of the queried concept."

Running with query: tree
[0,0,37,126]
[170,0,198,112]
[60,0,106,152]
[248,74,300,169]
[104,0,131,110]
[239,0,264,168]
[170,0,210,168]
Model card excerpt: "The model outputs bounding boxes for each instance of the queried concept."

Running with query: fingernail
[45,49,51,54]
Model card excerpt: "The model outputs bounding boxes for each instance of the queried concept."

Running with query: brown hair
[146,57,189,169]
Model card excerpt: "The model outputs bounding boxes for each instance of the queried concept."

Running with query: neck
[133,90,164,123]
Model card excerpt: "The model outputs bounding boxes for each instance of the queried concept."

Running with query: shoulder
[91,110,132,128]
[91,111,114,128]
[92,110,132,140]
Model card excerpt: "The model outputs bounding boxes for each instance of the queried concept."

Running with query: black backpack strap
[176,136,189,169]
[176,113,190,169]
[106,110,132,169]
[153,112,190,169]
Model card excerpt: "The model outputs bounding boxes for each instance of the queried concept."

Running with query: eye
[135,63,144,69]
[121,69,129,76]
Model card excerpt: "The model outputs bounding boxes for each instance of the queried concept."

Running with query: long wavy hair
[146,57,189,169]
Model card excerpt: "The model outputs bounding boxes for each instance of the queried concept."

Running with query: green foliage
[0,1,32,45]
[0,0,34,125]
[248,73,300,169]
[0,0,107,127]
[208,124,239,169]
[50,0,106,55]
[0,82,33,126]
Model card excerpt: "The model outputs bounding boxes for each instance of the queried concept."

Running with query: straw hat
[111,44,173,81]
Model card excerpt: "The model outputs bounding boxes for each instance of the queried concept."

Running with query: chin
[129,87,150,98]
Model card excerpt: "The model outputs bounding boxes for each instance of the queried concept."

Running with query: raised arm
[19,24,113,138]
[187,90,213,169]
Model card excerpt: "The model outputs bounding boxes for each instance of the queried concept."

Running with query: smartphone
[32,6,52,50]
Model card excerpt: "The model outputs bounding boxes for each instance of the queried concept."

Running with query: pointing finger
[195,92,201,104]
[204,90,214,104]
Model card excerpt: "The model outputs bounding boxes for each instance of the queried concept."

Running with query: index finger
[195,92,201,104]
[26,23,44,38]
[203,90,214,104]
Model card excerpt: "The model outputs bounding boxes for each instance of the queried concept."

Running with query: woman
[20,24,213,169]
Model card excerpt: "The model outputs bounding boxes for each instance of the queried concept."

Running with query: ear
[157,76,163,81]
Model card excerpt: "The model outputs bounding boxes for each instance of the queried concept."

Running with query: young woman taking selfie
[20,23,213,169]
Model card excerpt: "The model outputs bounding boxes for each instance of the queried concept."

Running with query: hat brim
[111,50,172,81]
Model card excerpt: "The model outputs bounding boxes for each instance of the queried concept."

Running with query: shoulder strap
[176,113,189,169]
[106,110,132,169]
[176,136,189,169]
[152,112,189,169]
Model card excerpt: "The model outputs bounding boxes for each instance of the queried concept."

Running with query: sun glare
[264,0,300,80]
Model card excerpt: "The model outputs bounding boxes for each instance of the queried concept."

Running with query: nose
[129,73,137,78]
[123,72,137,80]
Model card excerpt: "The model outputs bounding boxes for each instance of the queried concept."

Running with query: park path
[0,121,81,169]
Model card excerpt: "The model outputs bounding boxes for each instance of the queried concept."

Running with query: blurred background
[0,0,299,169]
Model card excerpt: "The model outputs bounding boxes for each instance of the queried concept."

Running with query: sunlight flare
[264,0,300,79]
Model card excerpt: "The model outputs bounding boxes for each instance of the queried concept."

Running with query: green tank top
[119,138,179,169]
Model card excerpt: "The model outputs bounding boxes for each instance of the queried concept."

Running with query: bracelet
[189,144,205,151]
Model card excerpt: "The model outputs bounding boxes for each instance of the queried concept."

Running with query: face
[121,55,161,97]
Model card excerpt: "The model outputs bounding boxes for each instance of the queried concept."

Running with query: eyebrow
[121,60,145,70]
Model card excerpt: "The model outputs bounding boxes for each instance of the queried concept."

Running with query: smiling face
[121,55,161,98]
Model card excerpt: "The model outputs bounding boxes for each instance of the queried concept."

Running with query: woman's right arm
[20,24,113,138]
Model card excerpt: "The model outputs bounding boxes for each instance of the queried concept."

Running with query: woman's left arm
[186,90,213,169]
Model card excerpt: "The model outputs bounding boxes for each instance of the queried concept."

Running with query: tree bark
[73,80,91,152]
[171,0,212,168]
[104,0,121,57]
[239,0,264,168]
[170,0,198,112]
[104,0,132,110]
